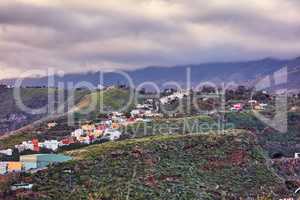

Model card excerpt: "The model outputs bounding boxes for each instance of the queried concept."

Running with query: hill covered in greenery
[16,130,289,199]
[74,87,133,120]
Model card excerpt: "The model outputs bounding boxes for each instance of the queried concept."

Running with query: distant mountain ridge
[1,57,300,91]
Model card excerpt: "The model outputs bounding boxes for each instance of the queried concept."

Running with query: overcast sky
[0,0,300,79]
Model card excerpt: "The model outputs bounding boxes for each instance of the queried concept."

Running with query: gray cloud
[189,7,300,41]
[0,0,300,79]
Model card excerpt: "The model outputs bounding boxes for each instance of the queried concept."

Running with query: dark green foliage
[26,131,287,199]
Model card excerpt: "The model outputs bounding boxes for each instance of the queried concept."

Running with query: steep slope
[17,130,289,199]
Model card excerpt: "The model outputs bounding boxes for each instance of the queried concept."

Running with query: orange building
[7,162,22,172]
[111,123,120,129]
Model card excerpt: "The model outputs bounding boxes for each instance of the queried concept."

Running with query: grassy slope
[75,88,133,119]
[124,115,218,138]
[25,130,288,199]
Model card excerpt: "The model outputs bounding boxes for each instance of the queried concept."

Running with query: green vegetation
[225,111,266,131]
[74,87,134,121]
[124,115,218,137]
[21,130,288,199]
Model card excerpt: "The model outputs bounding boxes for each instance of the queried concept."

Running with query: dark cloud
[0,0,299,79]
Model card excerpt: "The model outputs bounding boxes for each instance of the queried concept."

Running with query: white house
[102,129,122,141]
[248,100,257,104]
[11,183,33,191]
[160,91,189,105]
[131,109,143,117]
[15,144,25,152]
[15,141,34,152]
[40,140,59,151]
[0,149,13,156]
[144,110,154,117]
[71,129,84,139]
[136,104,153,110]
[259,103,268,108]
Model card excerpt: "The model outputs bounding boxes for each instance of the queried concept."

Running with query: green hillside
[20,130,288,199]
[79,87,131,109]
[0,87,131,149]
[75,87,133,119]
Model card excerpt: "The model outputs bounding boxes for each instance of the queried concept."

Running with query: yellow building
[7,162,22,172]
[81,124,95,132]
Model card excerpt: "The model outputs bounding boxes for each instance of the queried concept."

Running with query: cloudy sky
[0,0,300,79]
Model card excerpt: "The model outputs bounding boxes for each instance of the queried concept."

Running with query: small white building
[248,100,257,104]
[103,120,112,125]
[11,183,33,191]
[15,144,25,152]
[136,104,152,110]
[71,129,84,139]
[131,109,141,117]
[0,149,13,156]
[102,129,122,141]
[144,110,155,117]
[39,140,59,151]
[160,91,189,105]
[259,103,268,108]
[15,141,34,152]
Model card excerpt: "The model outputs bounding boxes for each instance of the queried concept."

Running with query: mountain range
[1,57,300,91]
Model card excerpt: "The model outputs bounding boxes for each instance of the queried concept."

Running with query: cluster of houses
[9,118,126,155]
[0,107,162,175]
[160,90,189,105]
[130,101,162,119]
[70,121,122,144]
[14,139,61,153]
[230,100,268,111]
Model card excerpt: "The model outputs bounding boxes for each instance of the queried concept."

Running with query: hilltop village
[0,85,300,199]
